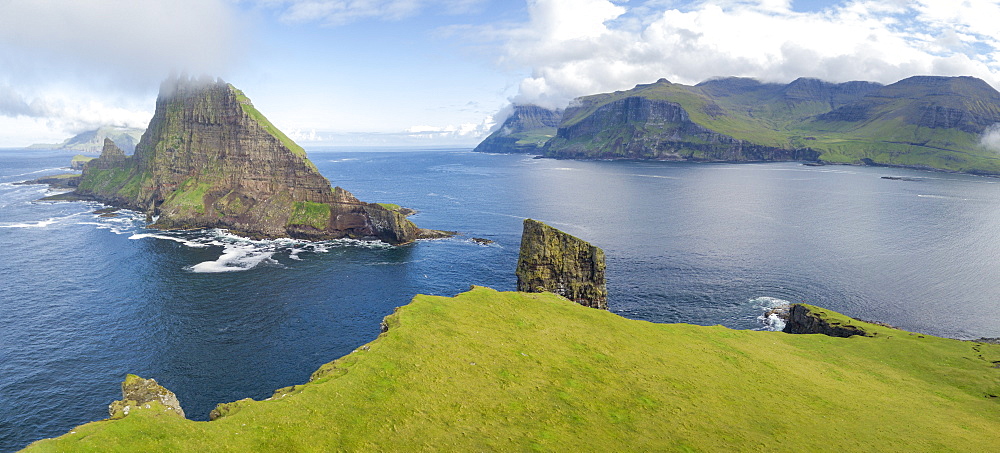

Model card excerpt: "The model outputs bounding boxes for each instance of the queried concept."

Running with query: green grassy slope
[24,287,1000,451]
[550,76,1000,173]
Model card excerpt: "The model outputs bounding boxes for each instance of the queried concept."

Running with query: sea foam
[751,296,792,331]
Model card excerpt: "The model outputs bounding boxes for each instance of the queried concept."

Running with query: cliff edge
[23,288,1000,451]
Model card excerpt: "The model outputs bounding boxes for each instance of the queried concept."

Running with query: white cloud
[404,115,496,140]
[501,0,1000,109]
[288,128,325,142]
[981,123,1000,153]
[259,0,485,25]
[0,0,245,89]
[0,0,246,145]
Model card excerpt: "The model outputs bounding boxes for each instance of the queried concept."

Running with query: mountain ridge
[478,75,1000,174]
[29,126,145,154]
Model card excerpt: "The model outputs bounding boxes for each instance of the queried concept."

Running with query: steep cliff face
[75,76,445,244]
[516,219,607,309]
[782,304,871,337]
[545,96,819,161]
[503,75,1000,173]
[474,104,563,154]
[816,76,1000,133]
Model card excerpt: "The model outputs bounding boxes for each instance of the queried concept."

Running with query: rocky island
[64,76,449,244]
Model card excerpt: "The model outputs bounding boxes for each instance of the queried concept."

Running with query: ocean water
[4,148,1000,450]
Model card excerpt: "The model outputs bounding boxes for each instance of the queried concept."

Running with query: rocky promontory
[70,76,449,244]
[107,374,185,419]
[782,304,872,337]
[474,104,562,154]
[516,219,607,309]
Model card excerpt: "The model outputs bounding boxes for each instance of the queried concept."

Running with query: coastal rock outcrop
[71,76,448,244]
[782,304,870,337]
[89,138,126,168]
[107,374,185,419]
[516,219,607,309]
[474,104,563,154]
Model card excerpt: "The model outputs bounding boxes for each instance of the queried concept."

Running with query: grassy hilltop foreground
[24,287,1000,451]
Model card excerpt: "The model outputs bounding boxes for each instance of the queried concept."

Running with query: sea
[3,147,1000,450]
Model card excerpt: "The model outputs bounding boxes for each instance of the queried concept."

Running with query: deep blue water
[4,148,1000,450]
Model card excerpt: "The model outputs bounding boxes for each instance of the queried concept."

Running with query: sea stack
[107,374,185,419]
[516,218,608,309]
[73,76,448,244]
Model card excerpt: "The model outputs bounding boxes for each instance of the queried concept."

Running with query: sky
[4,0,1000,148]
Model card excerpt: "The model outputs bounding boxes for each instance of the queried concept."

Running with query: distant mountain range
[477,76,1000,174]
[30,126,145,154]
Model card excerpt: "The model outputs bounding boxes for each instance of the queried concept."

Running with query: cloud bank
[0,0,246,136]
[258,0,485,25]
[502,0,1000,109]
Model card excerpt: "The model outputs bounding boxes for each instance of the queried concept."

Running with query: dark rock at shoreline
[107,374,185,419]
[16,174,81,189]
[516,219,607,309]
[782,304,871,337]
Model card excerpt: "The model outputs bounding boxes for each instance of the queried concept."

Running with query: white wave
[5,167,68,178]
[751,296,791,331]
[188,244,277,273]
[626,173,680,180]
[0,218,60,228]
[916,194,966,200]
[129,233,211,248]
[328,158,358,163]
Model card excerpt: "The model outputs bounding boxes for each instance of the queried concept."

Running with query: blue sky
[2,0,1000,147]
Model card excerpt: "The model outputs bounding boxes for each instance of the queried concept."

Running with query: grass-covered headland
[23,287,1000,451]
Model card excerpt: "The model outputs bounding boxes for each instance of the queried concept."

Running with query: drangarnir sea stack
[516,218,608,309]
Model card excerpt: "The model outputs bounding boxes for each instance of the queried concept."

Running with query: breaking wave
[751,296,792,331]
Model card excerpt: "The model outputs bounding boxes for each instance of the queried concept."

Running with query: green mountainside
[71,76,448,244]
[522,76,1000,173]
[29,126,145,154]
[473,104,562,154]
[24,287,1000,451]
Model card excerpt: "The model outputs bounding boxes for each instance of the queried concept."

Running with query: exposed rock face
[88,138,126,168]
[73,76,447,244]
[516,219,607,309]
[107,374,185,419]
[15,174,80,189]
[474,105,563,154]
[545,96,819,161]
[817,76,1000,134]
[782,304,870,337]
